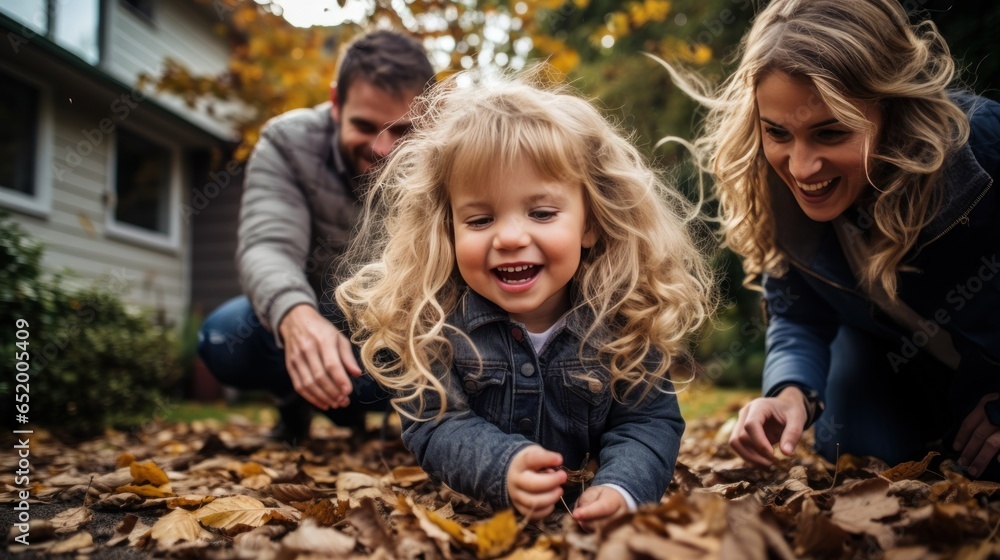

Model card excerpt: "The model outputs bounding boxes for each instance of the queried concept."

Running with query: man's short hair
[335,30,436,106]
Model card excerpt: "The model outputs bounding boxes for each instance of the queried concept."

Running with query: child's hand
[572,485,628,531]
[506,445,567,519]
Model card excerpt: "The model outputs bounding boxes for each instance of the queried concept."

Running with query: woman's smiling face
[756,71,883,222]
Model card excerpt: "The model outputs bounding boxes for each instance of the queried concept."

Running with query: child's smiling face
[449,160,596,333]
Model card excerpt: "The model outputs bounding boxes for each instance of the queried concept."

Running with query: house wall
[101,0,234,140]
[0,1,238,327]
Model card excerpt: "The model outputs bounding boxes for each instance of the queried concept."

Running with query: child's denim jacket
[400,288,685,511]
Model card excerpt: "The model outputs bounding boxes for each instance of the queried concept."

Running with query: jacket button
[517,418,534,433]
[511,327,524,342]
[520,363,535,376]
[463,380,477,392]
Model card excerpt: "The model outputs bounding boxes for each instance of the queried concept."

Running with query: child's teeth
[797,179,833,192]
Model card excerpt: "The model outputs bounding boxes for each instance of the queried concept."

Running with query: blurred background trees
[143,0,998,389]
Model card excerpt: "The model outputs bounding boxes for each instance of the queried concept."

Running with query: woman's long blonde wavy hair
[335,69,716,418]
[663,0,970,296]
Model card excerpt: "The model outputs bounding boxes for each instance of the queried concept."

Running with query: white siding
[102,1,237,140]
[14,104,192,327]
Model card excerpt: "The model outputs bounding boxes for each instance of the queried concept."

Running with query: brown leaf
[106,514,151,548]
[265,483,324,503]
[348,497,395,554]
[880,452,939,482]
[48,531,93,554]
[793,498,848,557]
[280,518,356,555]
[167,495,216,509]
[50,506,92,534]
[131,460,170,486]
[194,495,292,532]
[95,492,145,510]
[388,465,430,487]
[830,478,900,545]
[337,471,383,504]
[148,508,215,548]
[298,498,350,527]
[233,524,286,554]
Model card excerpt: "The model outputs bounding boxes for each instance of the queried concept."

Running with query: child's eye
[763,126,790,142]
[466,217,493,228]
[529,210,557,221]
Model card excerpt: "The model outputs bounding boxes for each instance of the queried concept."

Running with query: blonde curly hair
[335,69,716,418]
[660,0,970,296]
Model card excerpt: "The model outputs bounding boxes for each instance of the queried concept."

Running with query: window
[0,68,52,216]
[0,0,100,63]
[121,0,154,21]
[107,128,180,251]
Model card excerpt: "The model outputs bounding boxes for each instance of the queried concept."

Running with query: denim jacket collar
[451,287,613,351]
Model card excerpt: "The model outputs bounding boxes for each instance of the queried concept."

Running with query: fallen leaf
[793,498,848,557]
[830,478,900,545]
[131,460,170,486]
[194,495,294,532]
[880,452,939,482]
[115,483,175,499]
[388,465,430,487]
[473,509,520,559]
[348,498,395,554]
[279,518,356,555]
[106,514,151,548]
[50,506,92,534]
[48,531,93,554]
[146,508,215,548]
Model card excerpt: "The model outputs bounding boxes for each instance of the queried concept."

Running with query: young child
[336,71,715,528]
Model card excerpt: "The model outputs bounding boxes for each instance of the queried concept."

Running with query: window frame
[0,65,54,218]
[104,124,182,253]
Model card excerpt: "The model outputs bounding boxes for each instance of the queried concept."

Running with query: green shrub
[1,215,179,436]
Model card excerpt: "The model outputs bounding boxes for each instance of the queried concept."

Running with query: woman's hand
[572,486,628,531]
[507,446,567,519]
[954,393,1000,478]
[729,386,810,466]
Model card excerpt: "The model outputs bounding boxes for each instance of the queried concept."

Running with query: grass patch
[159,386,759,427]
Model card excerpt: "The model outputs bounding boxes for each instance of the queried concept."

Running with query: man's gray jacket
[236,101,361,340]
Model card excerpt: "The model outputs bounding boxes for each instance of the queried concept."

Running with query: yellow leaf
[115,452,135,468]
[474,509,520,559]
[49,531,93,554]
[425,507,471,544]
[115,484,175,499]
[50,506,92,534]
[130,460,169,486]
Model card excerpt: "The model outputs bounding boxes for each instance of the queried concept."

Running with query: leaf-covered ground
[4,395,1000,559]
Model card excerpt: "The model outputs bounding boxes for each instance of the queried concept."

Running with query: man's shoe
[268,395,312,446]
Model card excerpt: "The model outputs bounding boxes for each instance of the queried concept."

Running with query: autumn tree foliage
[141,0,726,160]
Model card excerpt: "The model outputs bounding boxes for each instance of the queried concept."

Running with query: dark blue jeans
[816,325,1000,480]
[197,296,390,424]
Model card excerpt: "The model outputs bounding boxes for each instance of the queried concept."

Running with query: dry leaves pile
[4,409,1000,559]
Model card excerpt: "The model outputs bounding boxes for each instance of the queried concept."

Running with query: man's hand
[572,486,628,531]
[507,446,567,519]
[278,304,361,410]
[954,393,1000,478]
[729,386,810,467]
